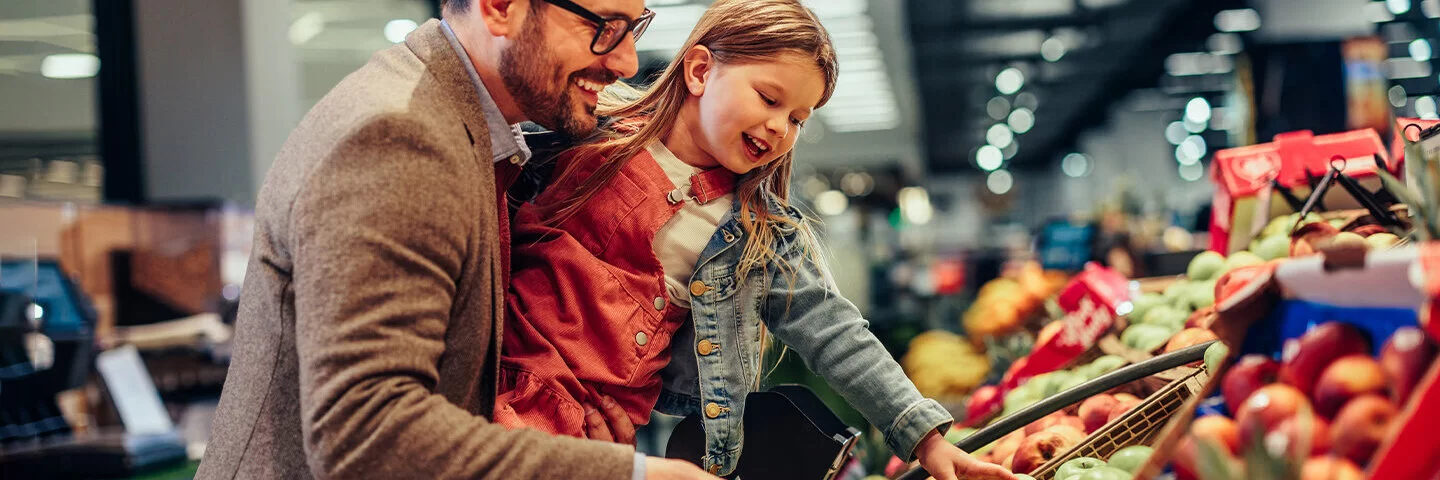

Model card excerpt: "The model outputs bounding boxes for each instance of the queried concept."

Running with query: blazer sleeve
[288,114,634,480]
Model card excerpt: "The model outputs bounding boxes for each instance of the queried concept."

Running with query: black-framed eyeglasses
[539,0,655,55]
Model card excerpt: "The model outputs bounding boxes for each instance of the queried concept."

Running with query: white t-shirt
[647,141,734,308]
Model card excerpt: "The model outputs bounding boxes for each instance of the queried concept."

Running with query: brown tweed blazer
[196,19,633,480]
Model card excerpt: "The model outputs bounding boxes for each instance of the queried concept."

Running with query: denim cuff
[885,398,954,461]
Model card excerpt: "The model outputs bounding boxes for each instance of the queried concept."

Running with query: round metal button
[635,331,649,346]
[704,402,722,419]
[689,280,711,297]
[723,231,736,242]
[654,296,666,310]
[697,339,715,356]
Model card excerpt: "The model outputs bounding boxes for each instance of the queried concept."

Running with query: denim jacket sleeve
[760,236,953,461]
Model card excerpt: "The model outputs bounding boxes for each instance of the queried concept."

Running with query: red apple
[1166,328,1220,355]
[1380,326,1439,404]
[1106,396,1143,424]
[1215,264,1272,307]
[1300,456,1364,480]
[1330,394,1397,466]
[1234,384,1311,452]
[1313,355,1389,418]
[1185,306,1218,330]
[1269,415,1330,458]
[1279,322,1371,398]
[1174,416,1241,480]
[1079,394,1119,433]
[1222,354,1281,415]
[1010,431,1081,474]
[991,430,1025,470]
[1291,222,1339,257]
[1024,411,1068,436]
[1057,415,1086,435]
[1044,423,1086,444]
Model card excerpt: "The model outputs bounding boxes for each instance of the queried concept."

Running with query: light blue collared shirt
[438,20,531,166]
[436,19,648,480]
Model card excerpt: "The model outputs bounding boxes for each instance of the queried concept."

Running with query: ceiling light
[1208,33,1242,55]
[1185,97,1212,124]
[1002,141,1019,159]
[1214,9,1262,33]
[1062,153,1089,178]
[1389,0,1412,15]
[1426,0,1440,18]
[1417,96,1438,119]
[290,11,325,45]
[1182,135,1207,160]
[1041,37,1067,62]
[1008,108,1035,134]
[41,54,99,79]
[986,169,1014,195]
[987,124,1015,149]
[840,172,874,196]
[814,190,849,216]
[384,19,418,43]
[1015,92,1039,110]
[987,97,1011,120]
[996,67,1025,95]
[1367,1,1398,22]
[977,145,1004,171]
[898,187,934,225]
[1166,121,1189,145]
[1176,145,1199,166]
[1179,162,1205,182]
[1391,85,1409,107]
[1413,39,1433,62]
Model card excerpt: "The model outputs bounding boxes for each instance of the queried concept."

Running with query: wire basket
[1026,366,1210,480]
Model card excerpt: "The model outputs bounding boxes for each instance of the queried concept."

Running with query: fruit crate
[1026,366,1210,480]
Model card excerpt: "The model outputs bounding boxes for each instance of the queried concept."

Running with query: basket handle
[894,341,1215,480]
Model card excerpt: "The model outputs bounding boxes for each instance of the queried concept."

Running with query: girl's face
[674,50,826,175]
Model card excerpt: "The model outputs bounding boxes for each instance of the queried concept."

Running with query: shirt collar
[438,19,530,166]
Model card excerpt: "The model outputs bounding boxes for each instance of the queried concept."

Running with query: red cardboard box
[1210,129,1393,254]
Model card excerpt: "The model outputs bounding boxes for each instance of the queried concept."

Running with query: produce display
[962,261,1069,339]
[900,330,991,399]
[1171,323,1438,479]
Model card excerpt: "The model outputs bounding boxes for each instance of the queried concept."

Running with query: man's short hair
[441,0,470,15]
[441,0,541,16]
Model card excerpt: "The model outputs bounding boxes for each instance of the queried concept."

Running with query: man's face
[500,0,644,137]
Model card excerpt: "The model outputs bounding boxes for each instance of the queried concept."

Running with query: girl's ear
[682,45,714,97]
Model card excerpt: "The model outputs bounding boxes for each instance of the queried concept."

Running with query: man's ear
[681,45,714,97]
[477,0,529,37]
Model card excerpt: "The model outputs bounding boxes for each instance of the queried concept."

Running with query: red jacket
[495,147,735,436]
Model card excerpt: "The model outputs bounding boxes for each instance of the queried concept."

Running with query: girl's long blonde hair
[544,0,837,286]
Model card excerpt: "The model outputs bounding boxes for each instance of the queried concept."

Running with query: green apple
[1051,371,1087,395]
[1203,341,1229,373]
[1057,457,1107,479]
[1107,445,1154,473]
[1366,232,1400,250]
[1078,467,1134,480]
[1223,251,1263,272]
[1128,293,1166,323]
[1252,234,1290,260]
[1142,305,1187,331]
[1331,231,1366,248]
[1162,281,1189,304]
[1186,280,1215,310]
[944,427,975,445]
[1187,251,1226,281]
[1122,324,1175,352]
[1083,355,1128,379]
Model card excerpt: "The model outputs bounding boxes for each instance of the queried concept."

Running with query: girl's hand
[914,430,1018,480]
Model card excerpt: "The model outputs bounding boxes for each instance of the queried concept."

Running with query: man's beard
[499,21,614,138]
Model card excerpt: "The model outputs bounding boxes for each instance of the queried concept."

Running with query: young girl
[498,1,1013,478]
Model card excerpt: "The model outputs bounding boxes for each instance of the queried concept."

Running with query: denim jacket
[653,194,952,476]
[514,133,951,476]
